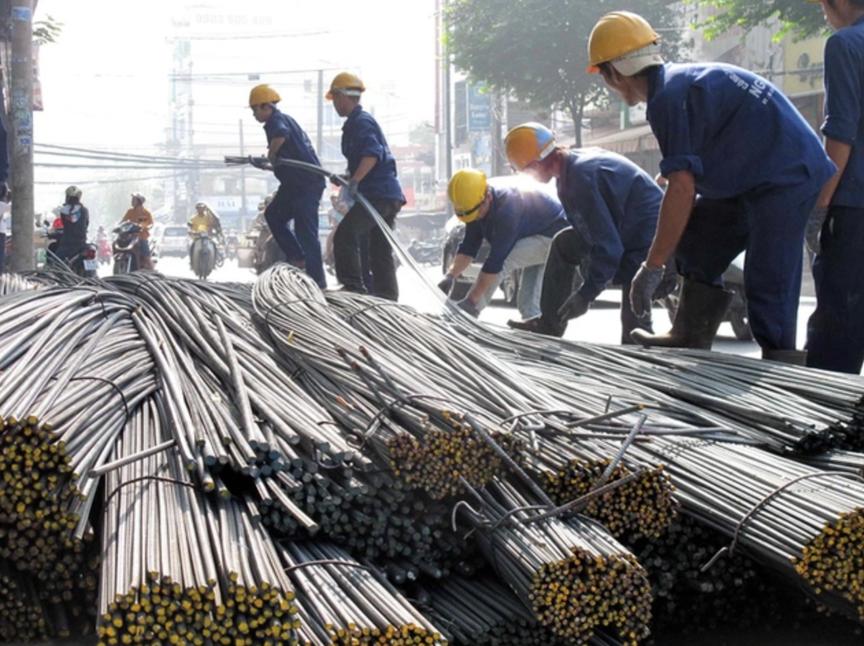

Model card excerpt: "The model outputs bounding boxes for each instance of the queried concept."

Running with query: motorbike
[112,221,144,275]
[43,222,98,278]
[189,231,218,280]
[225,234,240,261]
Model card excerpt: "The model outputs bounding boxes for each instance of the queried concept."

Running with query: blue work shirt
[647,63,835,199]
[458,184,567,274]
[263,108,325,197]
[558,149,662,301]
[822,16,864,208]
[341,105,405,203]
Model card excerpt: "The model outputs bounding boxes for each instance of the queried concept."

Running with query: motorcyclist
[54,186,90,264]
[187,201,224,260]
[121,192,154,270]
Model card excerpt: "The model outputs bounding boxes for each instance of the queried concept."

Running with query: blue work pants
[807,206,864,374]
[675,185,817,351]
[265,185,326,288]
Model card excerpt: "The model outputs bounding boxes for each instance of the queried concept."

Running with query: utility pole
[9,1,34,271]
[316,69,324,162]
[238,118,247,231]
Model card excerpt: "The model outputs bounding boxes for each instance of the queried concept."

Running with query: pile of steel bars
[279,541,445,645]
[251,265,523,499]
[98,397,301,644]
[629,437,864,620]
[454,477,653,645]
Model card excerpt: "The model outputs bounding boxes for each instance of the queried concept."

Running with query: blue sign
[468,86,491,132]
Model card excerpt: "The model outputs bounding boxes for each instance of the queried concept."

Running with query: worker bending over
[505,123,665,342]
[441,168,568,319]
[587,11,835,361]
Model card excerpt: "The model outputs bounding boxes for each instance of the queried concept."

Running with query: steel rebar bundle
[99,397,301,644]
[251,265,522,499]
[455,478,653,645]
[280,541,445,645]
[629,437,864,621]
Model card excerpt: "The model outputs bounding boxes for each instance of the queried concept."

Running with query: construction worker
[327,72,405,301]
[249,84,327,288]
[441,169,569,318]
[504,123,665,342]
[805,0,864,374]
[121,192,154,270]
[586,11,836,361]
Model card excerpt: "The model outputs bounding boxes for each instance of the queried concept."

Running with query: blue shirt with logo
[558,149,662,300]
[341,105,405,203]
[458,184,567,274]
[647,63,835,199]
[822,16,864,208]
[263,108,325,197]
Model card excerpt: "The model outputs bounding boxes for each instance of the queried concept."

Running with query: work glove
[629,262,666,319]
[331,172,351,187]
[455,297,480,317]
[654,262,680,301]
[249,155,270,169]
[346,178,359,198]
[805,206,829,255]
[556,291,590,321]
[437,274,455,296]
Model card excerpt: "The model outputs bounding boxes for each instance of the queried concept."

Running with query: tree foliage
[446,0,683,144]
[33,15,63,45]
[700,1,827,40]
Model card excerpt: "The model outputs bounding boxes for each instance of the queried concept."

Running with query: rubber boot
[630,279,732,350]
[507,316,566,337]
[762,349,807,365]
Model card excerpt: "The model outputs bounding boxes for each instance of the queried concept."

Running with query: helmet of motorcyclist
[65,185,83,200]
[195,201,207,210]
[131,192,146,205]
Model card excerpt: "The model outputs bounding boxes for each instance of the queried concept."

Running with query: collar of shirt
[342,104,364,131]
[264,107,282,130]
[646,64,666,102]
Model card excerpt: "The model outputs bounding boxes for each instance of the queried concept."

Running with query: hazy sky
[32,0,438,210]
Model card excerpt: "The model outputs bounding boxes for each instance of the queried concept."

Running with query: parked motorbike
[189,232,218,280]
[112,221,144,275]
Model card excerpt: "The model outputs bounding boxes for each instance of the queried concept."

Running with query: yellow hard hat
[448,169,488,224]
[504,123,556,171]
[249,84,281,107]
[326,72,365,100]
[587,11,661,74]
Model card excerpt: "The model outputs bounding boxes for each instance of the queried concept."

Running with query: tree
[700,1,827,39]
[446,0,684,145]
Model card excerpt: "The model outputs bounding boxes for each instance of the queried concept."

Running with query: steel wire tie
[69,375,132,425]
[701,469,864,572]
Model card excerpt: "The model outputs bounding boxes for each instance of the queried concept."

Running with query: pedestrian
[505,123,666,342]
[121,192,154,270]
[587,11,836,361]
[440,168,568,319]
[327,72,405,301]
[805,0,864,374]
[249,84,327,287]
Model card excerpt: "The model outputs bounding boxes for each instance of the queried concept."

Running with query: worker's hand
[455,297,480,317]
[346,178,359,198]
[249,155,269,169]
[654,262,680,301]
[331,172,350,187]
[557,292,590,321]
[437,274,455,295]
[805,206,829,255]
[630,262,666,319]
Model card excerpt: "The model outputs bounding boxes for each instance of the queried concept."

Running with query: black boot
[630,279,732,350]
[507,316,566,337]
[762,349,807,365]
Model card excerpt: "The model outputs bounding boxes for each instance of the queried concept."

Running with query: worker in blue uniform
[587,11,836,361]
[327,72,405,301]
[250,84,327,287]
[504,123,666,342]
[806,0,864,374]
[441,169,569,319]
